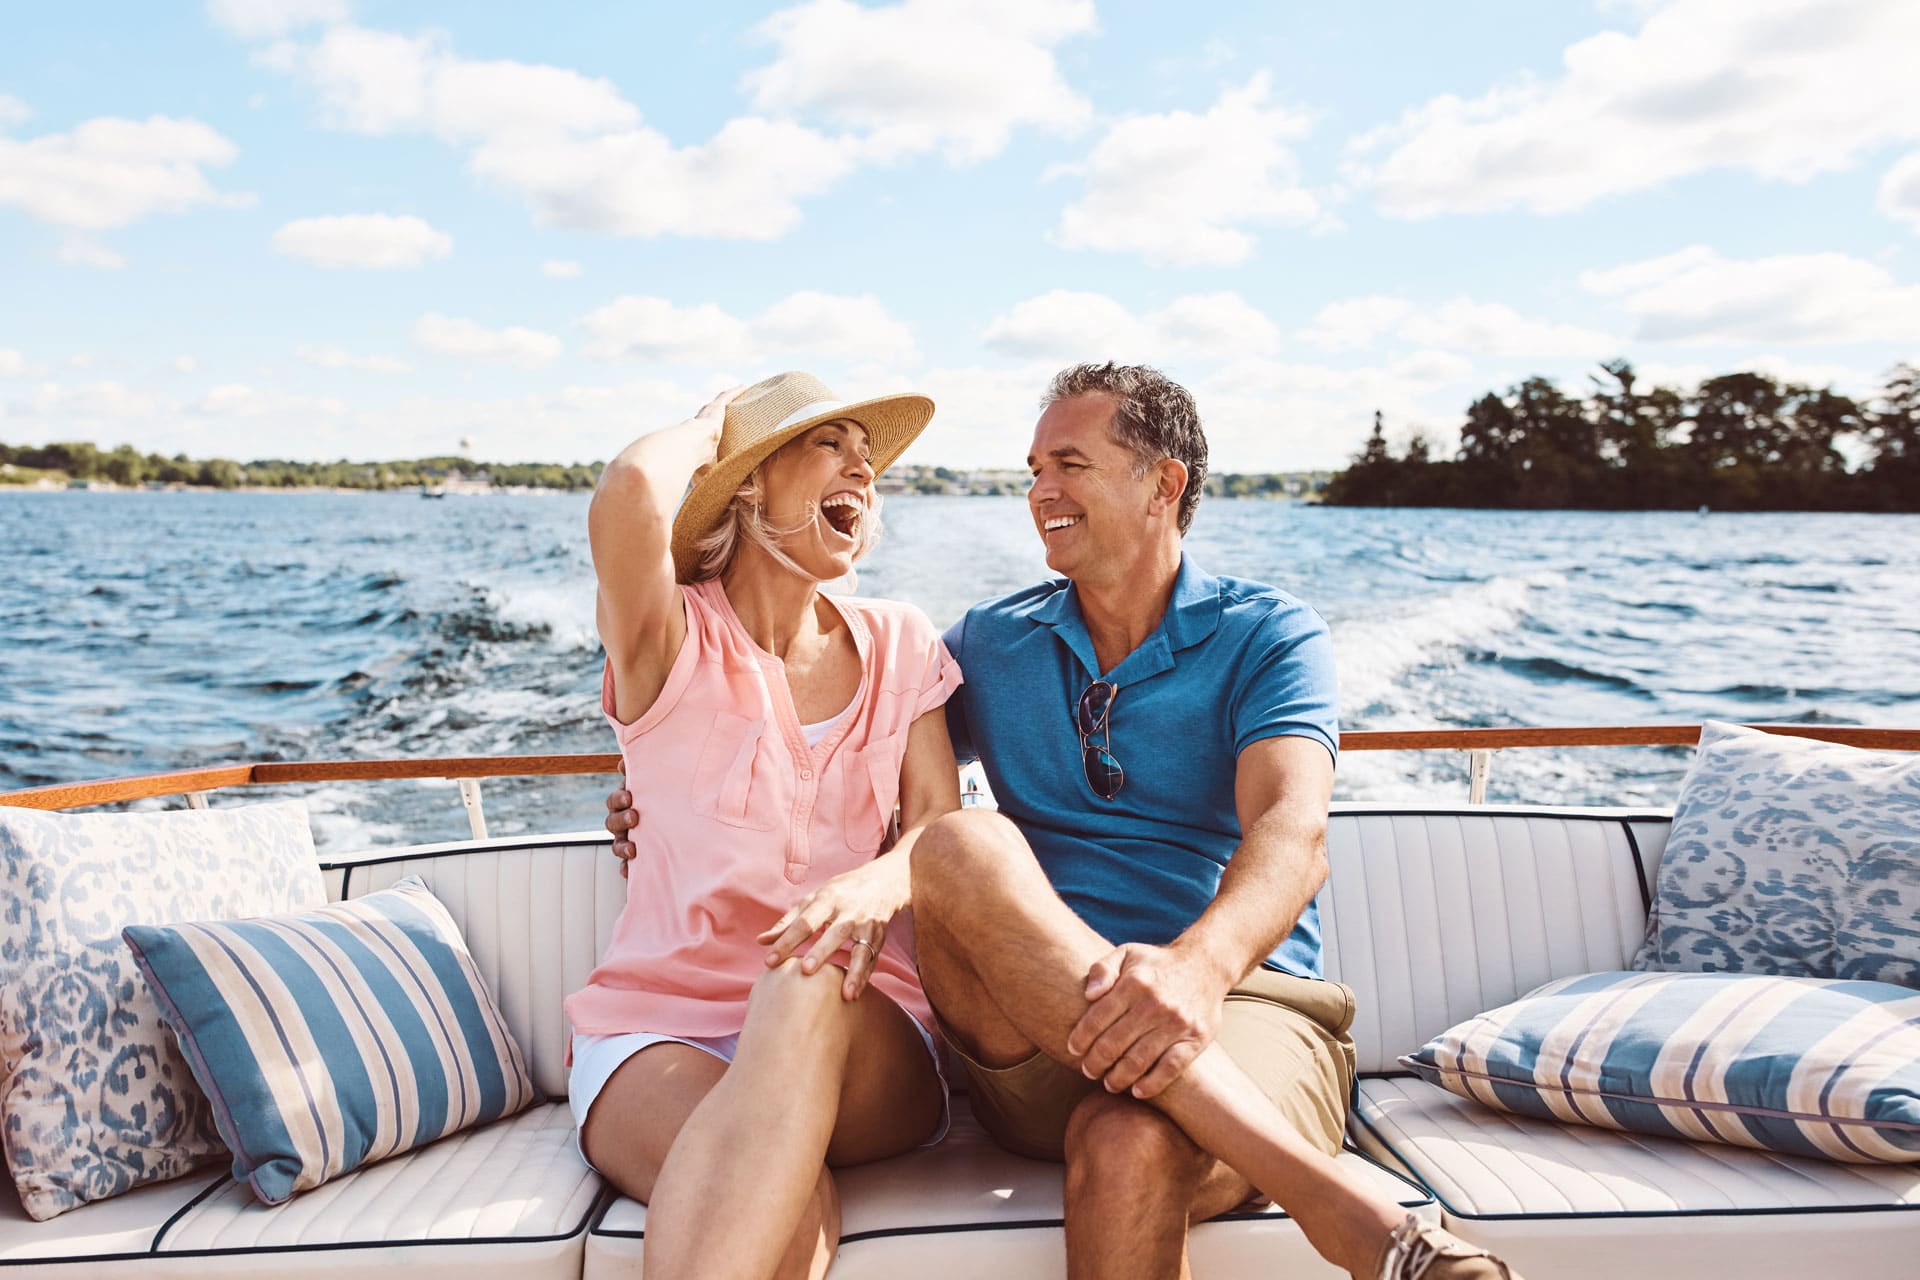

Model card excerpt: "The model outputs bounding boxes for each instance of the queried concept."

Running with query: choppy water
[4,491,1917,851]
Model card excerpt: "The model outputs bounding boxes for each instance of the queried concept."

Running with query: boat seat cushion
[0,800,326,1221]
[1353,1076,1920,1278]
[1405,970,1920,1162]
[123,876,544,1206]
[0,1104,603,1279]
[586,1097,1436,1279]
[1631,721,1920,986]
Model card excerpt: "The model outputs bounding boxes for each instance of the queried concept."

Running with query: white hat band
[772,398,847,431]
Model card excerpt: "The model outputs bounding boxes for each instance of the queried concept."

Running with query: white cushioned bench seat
[1351,1077,1920,1279]
[584,1098,1435,1278]
[0,1105,603,1278]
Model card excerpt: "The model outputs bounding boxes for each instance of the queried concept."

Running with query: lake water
[4,491,1917,851]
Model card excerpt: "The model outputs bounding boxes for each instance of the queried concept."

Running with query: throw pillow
[1403,969,1920,1163]
[122,875,543,1205]
[0,800,325,1221]
[1631,720,1920,986]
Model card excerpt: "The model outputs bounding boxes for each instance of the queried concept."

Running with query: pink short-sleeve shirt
[563,579,963,1042]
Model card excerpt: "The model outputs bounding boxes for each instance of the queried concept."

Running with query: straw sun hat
[670,371,934,580]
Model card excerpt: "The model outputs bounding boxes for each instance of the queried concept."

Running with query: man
[609,364,1515,1279]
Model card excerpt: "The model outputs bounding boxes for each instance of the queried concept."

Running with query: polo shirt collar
[1031,553,1223,682]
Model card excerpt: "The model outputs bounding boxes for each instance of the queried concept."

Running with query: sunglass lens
[1083,744,1125,800]
[1077,682,1113,735]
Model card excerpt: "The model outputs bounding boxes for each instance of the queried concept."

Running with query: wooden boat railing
[4,725,1918,837]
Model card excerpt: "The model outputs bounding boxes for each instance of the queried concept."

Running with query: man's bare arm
[1067,734,1335,1098]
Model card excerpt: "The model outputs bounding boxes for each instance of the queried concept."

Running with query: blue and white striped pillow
[123,875,543,1204]
[1403,970,1920,1163]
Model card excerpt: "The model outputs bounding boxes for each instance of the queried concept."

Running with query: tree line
[1323,362,1920,512]
[0,441,601,491]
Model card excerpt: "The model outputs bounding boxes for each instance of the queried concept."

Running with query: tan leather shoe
[1374,1213,1519,1279]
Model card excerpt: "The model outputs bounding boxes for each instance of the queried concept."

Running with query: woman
[564,372,962,1279]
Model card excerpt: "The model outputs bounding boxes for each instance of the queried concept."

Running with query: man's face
[1026,393,1152,582]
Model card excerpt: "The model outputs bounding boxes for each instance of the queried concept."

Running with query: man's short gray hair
[1042,362,1208,534]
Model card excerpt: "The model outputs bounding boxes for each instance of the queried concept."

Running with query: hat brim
[670,392,935,581]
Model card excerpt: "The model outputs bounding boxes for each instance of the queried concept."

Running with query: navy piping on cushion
[317,836,609,874]
[1618,821,1653,913]
[584,1146,1433,1244]
[1346,1102,1920,1222]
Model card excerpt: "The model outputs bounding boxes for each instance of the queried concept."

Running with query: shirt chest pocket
[690,712,779,831]
[841,738,903,855]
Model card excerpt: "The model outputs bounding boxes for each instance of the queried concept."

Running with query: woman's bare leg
[641,958,943,1280]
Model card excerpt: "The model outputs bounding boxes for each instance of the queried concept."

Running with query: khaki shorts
[945,968,1357,1163]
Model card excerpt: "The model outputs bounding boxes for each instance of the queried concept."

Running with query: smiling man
[908,363,1517,1280]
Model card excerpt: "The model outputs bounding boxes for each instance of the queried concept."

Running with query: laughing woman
[565,372,961,1280]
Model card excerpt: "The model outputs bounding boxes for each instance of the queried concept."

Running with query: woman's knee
[749,957,854,1022]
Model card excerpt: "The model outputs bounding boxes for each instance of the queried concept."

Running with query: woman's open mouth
[820,494,863,542]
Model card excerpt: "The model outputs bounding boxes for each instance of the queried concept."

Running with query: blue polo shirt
[942,555,1338,978]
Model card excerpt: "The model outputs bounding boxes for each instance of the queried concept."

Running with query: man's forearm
[1173,809,1328,987]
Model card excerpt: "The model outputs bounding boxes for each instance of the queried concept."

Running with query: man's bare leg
[1062,1089,1260,1280]
[913,810,1401,1278]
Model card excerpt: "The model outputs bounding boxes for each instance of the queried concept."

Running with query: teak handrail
[4,724,1917,813]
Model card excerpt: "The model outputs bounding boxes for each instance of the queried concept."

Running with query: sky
[2,0,1918,472]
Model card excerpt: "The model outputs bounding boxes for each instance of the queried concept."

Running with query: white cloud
[983,291,1151,359]
[982,289,1285,363]
[469,118,857,240]
[276,24,638,140]
[745,0,1093,164]
[173,356,198,374]
[1197,358,1465,471]
[272,213,452,268]
[193,383,345,417]
[1053,74,1318,267]
[0,112,249,230]
[541,259,582,278]
[1354,0,1920,217]
[1580,245,1920,345]
[295,343,411,373]
[57,236,125,270]
[26,381,163,420]
[1297,297,1414,352]
[1400,300,1619,360]
[261,22,852,240]
[256,8,1090,242]
[1631,355,1876,394]
[206,0,348,39]
[412,314,562,368]
[0,95,30,129]
[1880,152,1920,234]
[1298,294,1619,359]
[0,350,41,378]
[581,292,918,367]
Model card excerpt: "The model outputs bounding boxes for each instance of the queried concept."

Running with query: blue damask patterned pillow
[1632,721,1920,987]
[0,801,325,1221]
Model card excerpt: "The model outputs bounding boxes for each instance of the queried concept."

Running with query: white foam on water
[471,577,599,652]
[1331,570,1563,716]
[299,785,409,854]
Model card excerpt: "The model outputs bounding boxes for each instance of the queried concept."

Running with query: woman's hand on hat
[684,386,742,458]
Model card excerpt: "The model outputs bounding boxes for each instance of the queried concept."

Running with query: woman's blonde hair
[688,459,885,584]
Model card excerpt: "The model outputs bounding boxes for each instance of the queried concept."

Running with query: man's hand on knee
[604,782,639,878]
[1066,942,1230,1100]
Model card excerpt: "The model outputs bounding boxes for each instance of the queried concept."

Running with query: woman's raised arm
[590,388,739,724]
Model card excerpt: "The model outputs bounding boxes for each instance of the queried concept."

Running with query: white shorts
[568,1012,951,1168]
